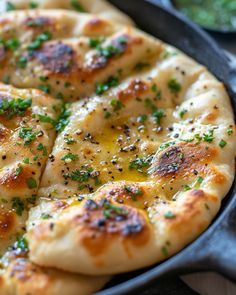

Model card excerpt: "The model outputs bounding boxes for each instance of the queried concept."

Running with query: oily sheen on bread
[0,3,235,295]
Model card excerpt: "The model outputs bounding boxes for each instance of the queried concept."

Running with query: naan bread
[0,252,109,295]
[27,45,235,274]
[0,10,156,100]
[0,83,59,255]
[0,4,234,294]
[0,0,133,25]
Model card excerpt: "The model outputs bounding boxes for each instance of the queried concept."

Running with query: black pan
[96,1,236,294]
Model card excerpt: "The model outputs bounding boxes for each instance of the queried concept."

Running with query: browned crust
[0,166,37,191]
[118,79,149,103]
[76,199,150,256]
[151,142,218,179]
[0,211,16,238]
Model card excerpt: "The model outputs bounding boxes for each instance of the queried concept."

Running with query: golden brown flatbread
[0,4,234,294]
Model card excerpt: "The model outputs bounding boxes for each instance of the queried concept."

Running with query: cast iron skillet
[96,1,236,294]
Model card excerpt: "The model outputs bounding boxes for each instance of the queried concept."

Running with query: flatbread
[0,10,157,100]
[0,0,133,25]
[0,252,109,295]
[27,28,235,274]
[0,4,234,294]
[0,83,59,255]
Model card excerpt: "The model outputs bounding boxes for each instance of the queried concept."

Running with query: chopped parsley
[227,128,233,135]
[102,200,128,219]
[37,143,47,156]
[61,153,78,162]
[23,158,30,164]
[0,38,21,51]
[124,185,143,201]
[145,98,165,125]
[12,197,25,216]
[56,103,71,132]
[129,156,152,173]
[6,1,16,11]
[28,31,52,51]
[29,2,38,8]
[219,139,227,148]
[161,246,169,257]
[110,99,124,111]
[179,109,187,119]
[70,0,85,12]
[69,167,99,183]
[27,177,37,189]
[96,36,128,60]
[38,114,56,126]
[0,98,32,119]
[16,236,28,252]
[183,184,191,191]
[19,127,37,145]
[168,78,182,94]
[153,109,165,125]
[203,129,214,142]
[137,114,148,123]
[88,37,105,48]
[16,56,28,69]
[41,213,52,219]
[15,166,22,176]
[95,76,119,95]
[64,137,76,145]
[38,85,51,94]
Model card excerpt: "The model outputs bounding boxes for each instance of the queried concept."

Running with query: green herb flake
[12,197,25,216]
[95,76,119,95]
[137,114,148,123]
[219,139,227,148]
[227,128,233,136]
[27,177,37,189]
[70,0,85,12]
[203,129,214,142]
[15,166,22,176]
[124,185,143,201]
[56,103,71,132]
[38,114,56,126]
[19,127,36,145]
[64,138,76,145]
[0,97,32,119]
[29,2,38,8]
[168,78,182,94]
[16,236,28,252]
[104,111,111,119]
[88,37,105,48]
[41,213,52,220]
[38,85,51,94]
[152,109,165,125]
[110,99,124,112]
[6,1,16,11]
[161,246,169,257]
[23,158,30,164]
[61,153,78,162]
[197,176,204,184]
[16,56,28,69]
[28,31,52,51]
[37,143,47,156]
[183,184,191,191]
[179,109,187,119]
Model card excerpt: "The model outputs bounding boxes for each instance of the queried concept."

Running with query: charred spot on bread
[33,42,75,75]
